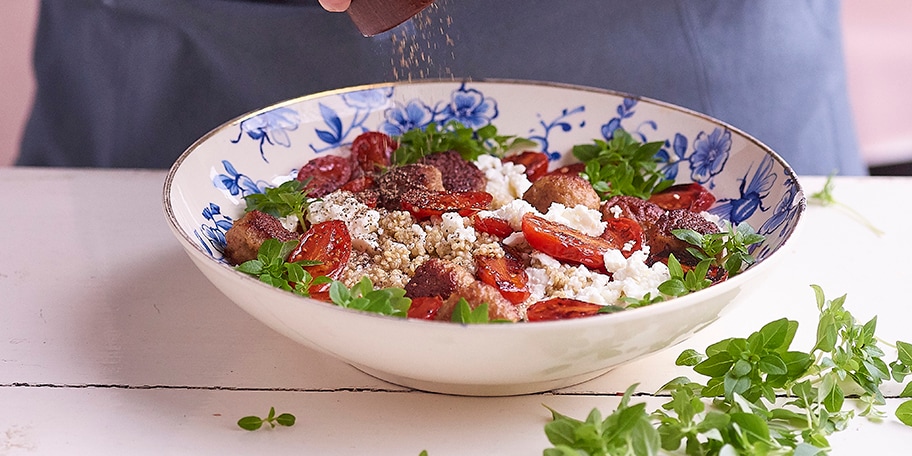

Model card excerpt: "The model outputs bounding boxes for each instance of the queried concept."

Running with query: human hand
[319,0,351,12]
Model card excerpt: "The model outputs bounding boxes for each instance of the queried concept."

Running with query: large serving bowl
[163,80,804,396]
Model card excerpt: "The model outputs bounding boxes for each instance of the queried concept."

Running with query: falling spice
[388,0,456,82]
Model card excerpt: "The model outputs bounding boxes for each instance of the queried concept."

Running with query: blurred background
[1,0,909,173]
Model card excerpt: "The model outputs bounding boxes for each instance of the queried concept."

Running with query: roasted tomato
[407,296,443,320]
[339,175,374,193]
[475,254,530,305]
[287,220,352,285]
[296,155,352,197]
[351,131,397,173]
[526,298,603,322]
[521,213,614,271]
[546,162,586,178]
[400,190,493,219]
[600,217,644,258]
[503,151,549,182]
[472,215,515,238]
[648,183,716,212]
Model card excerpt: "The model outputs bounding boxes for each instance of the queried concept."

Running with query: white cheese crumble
[474,154,533,209]
[435,212,478,243]
[478,199,605,237]
[477,198,537,231]
[607,204,623,219]
[306,191,381,252]
[524,247,670,307]
[602,248,670,301]
[541,203,606,237]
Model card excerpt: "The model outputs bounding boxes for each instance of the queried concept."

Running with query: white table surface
[1,168,910,455]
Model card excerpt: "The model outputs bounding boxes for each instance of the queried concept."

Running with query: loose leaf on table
[543,384,661,456]
[542,284,912,456]
[237,407,296,431]
[897,401,912,427]
[809,174,884,236]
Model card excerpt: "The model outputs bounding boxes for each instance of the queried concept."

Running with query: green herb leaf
[898,341,912,366]
[237,408,296,431]
[235,238,319,296]
[243,179,314,230]
[670,221,764,279]
[572,129,671,200]
[809,173,884,236]
[392,120,534,165]
[275,413,296,427]
[897,400,912,426]
[543,284,912,455]
[236,415,264,431]
[327,277,410,318]
[450,299,495,324]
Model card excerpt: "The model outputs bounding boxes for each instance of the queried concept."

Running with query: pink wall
[0,0,38,166]
[0,1,909,168]
[842,0,912,167]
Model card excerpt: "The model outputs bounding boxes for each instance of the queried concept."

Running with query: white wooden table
[1,168,909,454]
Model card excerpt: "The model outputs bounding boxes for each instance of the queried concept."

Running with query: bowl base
[352,364,614,396]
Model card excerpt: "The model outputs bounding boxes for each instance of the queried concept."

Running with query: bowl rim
[162,77,807,331]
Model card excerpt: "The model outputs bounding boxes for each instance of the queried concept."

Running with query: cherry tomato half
[475,254,530,305]
[648,183,716,212]
[407,296,443,320]
[287,220,352,282]
[351,131,397,174]
[521,213,613,271]
[601,217,644,258]
[401,190,493,220]
[296,155,352,197]
[526,298,602,322]
[472,215,515,238]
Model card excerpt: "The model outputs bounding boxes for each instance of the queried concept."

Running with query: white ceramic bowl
[163,80,805,396]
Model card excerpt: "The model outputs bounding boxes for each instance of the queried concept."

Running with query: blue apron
[18,0,866,175]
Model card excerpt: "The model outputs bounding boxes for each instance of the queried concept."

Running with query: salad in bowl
[163,80,804,395]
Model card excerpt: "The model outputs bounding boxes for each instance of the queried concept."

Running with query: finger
[318,0,351,12]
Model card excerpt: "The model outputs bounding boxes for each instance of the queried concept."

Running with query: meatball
[601,195,665,227]
[223,210,297,265]
[646,209,720,265]
[376,163,445,210]
[441,280,520,323]
[522,173,600,213]
[404,258,473,299]
[404,258,520,323]
[418,150,486,192]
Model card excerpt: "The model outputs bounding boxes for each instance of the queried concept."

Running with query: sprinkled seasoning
[389,0,456,81]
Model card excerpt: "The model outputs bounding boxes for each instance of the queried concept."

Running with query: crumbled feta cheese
[602,248,670,301]
[542,203,606,237]
[474,154,533,209]
[607,204,623,219]
[478,199,538,231]
[278,214,298,233]
[307,191,381,251]
[436,212,477,243]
